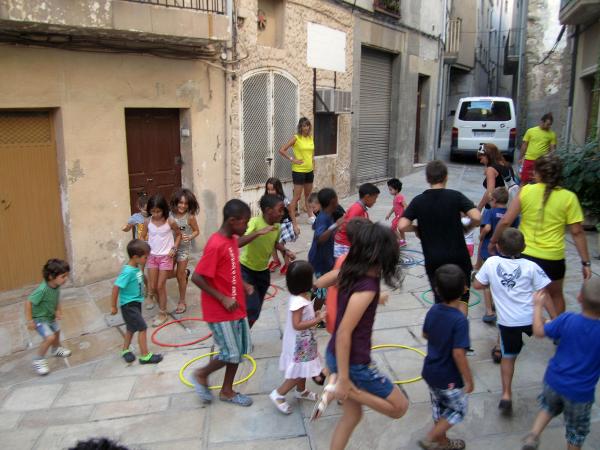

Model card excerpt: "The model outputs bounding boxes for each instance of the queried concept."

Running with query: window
[459,100,512,121]
[314,113,338,156]
[257,0,284,48]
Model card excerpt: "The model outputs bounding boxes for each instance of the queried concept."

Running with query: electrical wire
[533,25,566,67]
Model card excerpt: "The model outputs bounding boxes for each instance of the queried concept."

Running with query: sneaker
[309,216,316,225]
[521,433,539,450]
[33,358,49,376]
[139,353,163,364]
[482,313,497,324]
[466,348,476,357]
[122,350,136,363]
[51,346,72,357]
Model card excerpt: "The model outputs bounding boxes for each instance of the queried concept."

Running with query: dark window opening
[314,113,338,156]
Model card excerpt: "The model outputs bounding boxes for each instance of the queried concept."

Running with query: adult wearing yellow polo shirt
[519,112,557,184]
[278,117,315,236]
[489,155,592,315]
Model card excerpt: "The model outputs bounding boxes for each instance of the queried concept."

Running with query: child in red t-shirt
[385,178,407,247]
[333,183,380,258]
[191,199,255,407]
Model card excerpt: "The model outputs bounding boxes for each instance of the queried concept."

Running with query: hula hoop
[264,284,280,301]
[151,318,212,348]
[419,289,482,307]
[371,344,426,384]
[179,352,257,389]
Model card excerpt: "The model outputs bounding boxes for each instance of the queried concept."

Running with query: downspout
[515,0,528,131]
[224,0,234,199]
[564,25,579,146]
[496,1,503,95]
[433,0,449,160]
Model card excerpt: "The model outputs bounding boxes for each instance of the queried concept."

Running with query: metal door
[357,47,393,181]
[0,111,66,291]
[241,70,298,189]
[125,109,182,212]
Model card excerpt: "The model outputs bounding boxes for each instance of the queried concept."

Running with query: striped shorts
[207,318,251,364]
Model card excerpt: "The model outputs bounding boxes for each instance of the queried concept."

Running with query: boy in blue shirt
[521,277,600,450]
[420,264,474,450]
[111,239,163,365]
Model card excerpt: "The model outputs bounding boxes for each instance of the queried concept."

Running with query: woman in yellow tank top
[278,117,315,236]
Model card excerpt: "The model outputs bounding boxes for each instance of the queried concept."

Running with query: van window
[458,100,511,121]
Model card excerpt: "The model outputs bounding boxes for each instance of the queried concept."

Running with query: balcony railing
[122,0,226,14]
[373,0,401,18]
[445,18,461,61]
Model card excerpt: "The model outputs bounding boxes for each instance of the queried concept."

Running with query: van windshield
[458,100,511,121]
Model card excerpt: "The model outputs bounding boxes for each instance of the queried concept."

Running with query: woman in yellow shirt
[488,155,592,315]
[278,117,316,236]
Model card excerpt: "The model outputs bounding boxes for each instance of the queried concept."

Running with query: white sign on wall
[306,22,346,72]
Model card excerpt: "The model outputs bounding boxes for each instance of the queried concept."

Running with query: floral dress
[279,295,322,379]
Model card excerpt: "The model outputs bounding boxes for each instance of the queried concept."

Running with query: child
[521,277,600,450]
[307,192,320,224]
[25,259,72,375]
[122,194,148,240]
[169,188,200,315]
[461,214,475,258]
[385,178,407,247]
[308,188,341,311]
[333,183,380,258]
[141,194,181,327]
[317,222,408,449]
[473,228,551,416]
[419,264,474,450]
[240,194,296,327]
[111,239,163,365]
[265,178,295,275]
[270,260,326,414]
[191,199,254,407]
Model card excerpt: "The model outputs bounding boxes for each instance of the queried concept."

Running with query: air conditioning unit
[315,88,352,114]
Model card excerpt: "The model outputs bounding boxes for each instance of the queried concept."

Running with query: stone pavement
[1,162,599,450]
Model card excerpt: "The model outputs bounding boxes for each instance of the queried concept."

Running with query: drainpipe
[515,0,528,131]
[564,25,579,146]
[224,0,234,199]
[496,1,503,95]
[433,0,449,160]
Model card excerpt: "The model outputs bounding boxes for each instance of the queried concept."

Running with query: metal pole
[516,0,528,131]
[496,1,503,95]
[433,0,449,160]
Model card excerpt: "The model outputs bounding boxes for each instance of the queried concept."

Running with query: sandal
[174,303,187,315]
[219,392,253,407]
[152,311,169,327]
[498,399,513,416]
[294,389,318,401]
[310,376,337,421]
[145,293,157,310]
[312,371,326,386]
[269,389,292,414]
[491,345,502,364]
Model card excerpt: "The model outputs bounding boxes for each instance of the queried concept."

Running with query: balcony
[559,0,600,25]
[504,28,520,75]
[0,0,230,55]
[373,0,401,18]
[444,18,461,63]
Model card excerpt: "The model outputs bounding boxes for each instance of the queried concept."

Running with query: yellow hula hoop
[179,352,257,389]
[371,344,427,385]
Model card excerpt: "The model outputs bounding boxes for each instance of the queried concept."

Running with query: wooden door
[0,111,66,291]
[125,109,182,213]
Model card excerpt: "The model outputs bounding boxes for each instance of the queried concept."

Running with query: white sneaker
[308,216,316,225]
[33,359,49,375]
[51,346,72,357]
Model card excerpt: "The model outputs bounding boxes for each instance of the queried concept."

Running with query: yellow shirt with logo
[520,183,583,260]
[292,134,314,173]
[523,126,557,161]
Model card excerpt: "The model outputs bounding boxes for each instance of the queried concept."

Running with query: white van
[450,96,517,161]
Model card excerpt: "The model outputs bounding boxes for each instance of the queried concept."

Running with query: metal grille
[122,0,226,14]
[0,111,52,146]
[242,71,298,188]
[357,47,393,182]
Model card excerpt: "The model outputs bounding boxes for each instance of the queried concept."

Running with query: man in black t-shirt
[399,160,480,316]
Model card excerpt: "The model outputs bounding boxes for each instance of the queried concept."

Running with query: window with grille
[241,70,299,188]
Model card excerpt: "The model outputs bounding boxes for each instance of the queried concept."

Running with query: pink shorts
[146,254,173,271]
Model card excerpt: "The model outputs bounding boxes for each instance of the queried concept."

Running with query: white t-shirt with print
[475,256,550,326]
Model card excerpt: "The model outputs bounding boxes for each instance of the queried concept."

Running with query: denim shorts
[538,383,593,447]
[326,350,394,399]
[35,320,60,339]
[428,386,468,426]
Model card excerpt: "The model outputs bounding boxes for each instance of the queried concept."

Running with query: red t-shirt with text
[334,201,369,247]
[194,232,246,323]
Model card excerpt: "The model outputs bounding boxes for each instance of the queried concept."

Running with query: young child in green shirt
[25,258,72,376]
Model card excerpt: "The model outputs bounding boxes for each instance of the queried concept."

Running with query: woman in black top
[476,143,512,210]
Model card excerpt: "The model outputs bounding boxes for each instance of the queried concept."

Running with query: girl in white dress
[270,260,325,414]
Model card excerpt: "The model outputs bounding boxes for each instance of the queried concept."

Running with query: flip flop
[192,376,213,404]
[219,392,253,407]
[174,303,187,315]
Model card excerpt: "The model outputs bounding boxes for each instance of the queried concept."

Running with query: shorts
[428,386,468,426]
[279,219,296,244]
[146,254,174,271]
[208,318,251,364]
[326,350,394,399]
[522,254,565,281]
[292,170,314,185]
[498,324,532,357]
[121,302,147,333]
[175,243,191,262]
[426,264,471,305]
[333,242,350,259]
[538,383,593,447]
[35,320,60,339]
[520,159,536,185]
[241,265,271,322]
